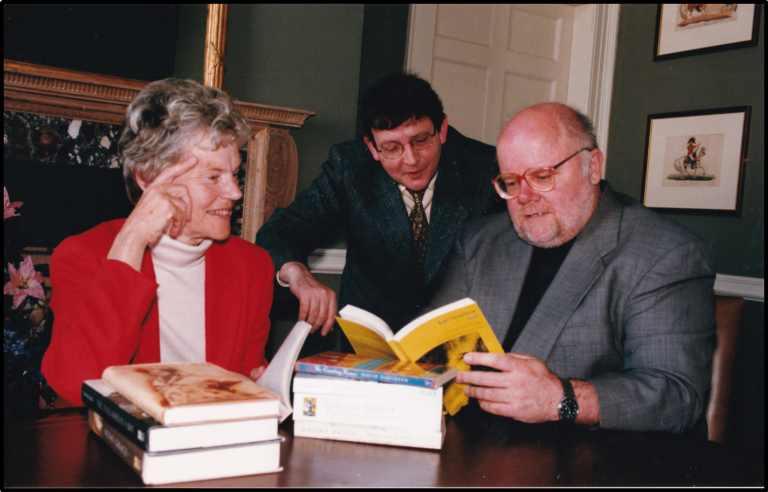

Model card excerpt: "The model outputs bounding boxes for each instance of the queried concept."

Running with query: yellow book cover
[101,362,282,426]
[336,298,504,415]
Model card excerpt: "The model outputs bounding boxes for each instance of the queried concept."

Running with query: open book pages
[337,304,395,340]
[256,321,312,423]
[397,297,477,340]
[102,362,282,426]
[335,313,401,360]
[336,298,504,415]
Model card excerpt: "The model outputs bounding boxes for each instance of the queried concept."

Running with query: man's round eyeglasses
[373,129,437,159]
[492,147,593,200]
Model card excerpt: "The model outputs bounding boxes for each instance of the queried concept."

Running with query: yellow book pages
[392,299,504,416]
[336,317,399,360]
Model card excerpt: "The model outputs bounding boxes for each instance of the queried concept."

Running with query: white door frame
[405,4,621,176]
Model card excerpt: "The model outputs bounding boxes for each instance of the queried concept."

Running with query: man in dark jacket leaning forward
[256,73,505,337]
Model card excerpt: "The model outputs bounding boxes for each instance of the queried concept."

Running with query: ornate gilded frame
[204,4,229,89]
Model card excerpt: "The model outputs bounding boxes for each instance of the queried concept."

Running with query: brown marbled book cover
[102,362,281,425]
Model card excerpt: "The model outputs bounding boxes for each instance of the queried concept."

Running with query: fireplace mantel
[4,59,314,242]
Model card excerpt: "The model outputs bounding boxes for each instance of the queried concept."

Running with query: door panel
[409,4,575,145]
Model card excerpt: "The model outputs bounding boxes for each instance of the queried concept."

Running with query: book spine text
[295,362,438,388]
[82,383,150,450]
[88,411,147,483]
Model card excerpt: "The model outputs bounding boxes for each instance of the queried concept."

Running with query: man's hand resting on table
[456,352,600,425]
[278,262,337,336]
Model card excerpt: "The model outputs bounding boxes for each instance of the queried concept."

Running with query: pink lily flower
[4,256,45,309]
[4,187,23,220]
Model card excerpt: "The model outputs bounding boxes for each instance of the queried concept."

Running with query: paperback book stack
[292,351,457,450]
[83,361,285,485]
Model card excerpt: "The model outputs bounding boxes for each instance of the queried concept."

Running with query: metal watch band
[560,377,576,400]
[558,377,579,422]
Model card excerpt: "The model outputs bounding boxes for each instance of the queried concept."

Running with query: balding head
[501,103,598,177]
[495,103,604,248]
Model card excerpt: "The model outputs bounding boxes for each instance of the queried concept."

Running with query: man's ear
[439,116,449,145]
[363,135,381,162]
[589,149,604,185]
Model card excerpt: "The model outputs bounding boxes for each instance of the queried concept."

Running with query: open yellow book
[336,298,504,416]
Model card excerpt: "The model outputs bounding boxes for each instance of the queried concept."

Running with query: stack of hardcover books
[83,361,285,485]
[292,351,457,449]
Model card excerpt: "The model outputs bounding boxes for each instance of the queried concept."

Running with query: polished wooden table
[4,408,763,487]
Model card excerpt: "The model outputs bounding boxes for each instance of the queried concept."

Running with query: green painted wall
[605,6,764,280]
[173,4,207,83]
[606,5,764,459]
[357,4,411,138]
[224,4,365,201]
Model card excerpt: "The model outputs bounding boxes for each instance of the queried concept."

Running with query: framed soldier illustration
[641,106,750,216]
[654,4,761,61]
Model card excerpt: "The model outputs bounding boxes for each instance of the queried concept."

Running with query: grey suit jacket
[256,126,505,330]
[427,182,716,433]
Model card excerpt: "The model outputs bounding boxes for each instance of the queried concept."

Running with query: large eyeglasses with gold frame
[373,129,437,159]
[492,147,593,200]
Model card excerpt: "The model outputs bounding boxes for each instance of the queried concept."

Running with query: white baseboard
[308,249,764,302]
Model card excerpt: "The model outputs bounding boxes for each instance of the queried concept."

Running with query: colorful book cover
[295,351,457,389]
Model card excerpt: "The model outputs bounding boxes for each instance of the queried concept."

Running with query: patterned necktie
[407,188,429,279]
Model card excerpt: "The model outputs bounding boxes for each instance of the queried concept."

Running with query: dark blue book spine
[295,362,437,388]
[81,382,152,451]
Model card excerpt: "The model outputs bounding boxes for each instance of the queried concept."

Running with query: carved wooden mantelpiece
[4,59,314,241]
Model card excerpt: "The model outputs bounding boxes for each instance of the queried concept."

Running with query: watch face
[558,397,579,422]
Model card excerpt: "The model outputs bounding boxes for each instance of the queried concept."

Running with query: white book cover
[293,417,446,450]
[292,372,442,400]
[292,392,443,431]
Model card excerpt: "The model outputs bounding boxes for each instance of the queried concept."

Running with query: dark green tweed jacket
[256,126,505,331]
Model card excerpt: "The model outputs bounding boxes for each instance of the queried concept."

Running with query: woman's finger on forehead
[154,155,199,184]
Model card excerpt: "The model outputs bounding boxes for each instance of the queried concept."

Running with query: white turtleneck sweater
[150,234,213,363]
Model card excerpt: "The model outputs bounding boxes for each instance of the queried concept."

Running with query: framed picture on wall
[653,4,761,61]
[641,106,750,216]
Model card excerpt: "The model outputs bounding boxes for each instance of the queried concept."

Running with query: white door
[407,4,619,165]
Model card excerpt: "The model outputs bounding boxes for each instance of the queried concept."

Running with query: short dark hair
[358,72,445,141]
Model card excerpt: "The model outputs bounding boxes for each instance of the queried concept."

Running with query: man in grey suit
[256,73,504,337]
[429,102,715,433]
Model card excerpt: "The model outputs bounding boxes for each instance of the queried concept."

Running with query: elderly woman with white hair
[42,78,274,406]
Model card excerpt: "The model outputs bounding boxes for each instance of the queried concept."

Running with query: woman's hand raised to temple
[107,157,198,271]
